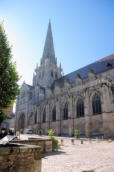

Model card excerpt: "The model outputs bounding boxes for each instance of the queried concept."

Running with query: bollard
[81,139,83,144]
[61,139,64,145]
[71,139,74,145]
[96,137,99,143]
[89,138,92,143]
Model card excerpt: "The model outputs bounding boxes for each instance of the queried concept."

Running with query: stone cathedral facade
[15,22,114,138]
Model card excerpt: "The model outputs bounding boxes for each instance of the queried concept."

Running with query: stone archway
[18,113,25,130]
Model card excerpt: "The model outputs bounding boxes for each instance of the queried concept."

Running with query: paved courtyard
[42,138,114,172]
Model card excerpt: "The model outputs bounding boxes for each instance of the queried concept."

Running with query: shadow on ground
[42,150,66,158]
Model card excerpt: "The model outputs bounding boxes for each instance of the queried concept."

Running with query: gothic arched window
[43,109,46,123]
[19,113,25,129]
[111,86,114,102]
[76,98,84,118]
[63,103,68,120]
[55,73,57,79]
[92,93,102,115]
[51,71,53,77]
[35,111,37,124]
[42,71,44,78]
[52,106,56,122]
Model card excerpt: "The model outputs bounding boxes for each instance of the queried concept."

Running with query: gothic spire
[42,20,55,59]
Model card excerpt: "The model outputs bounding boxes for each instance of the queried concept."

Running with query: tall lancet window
[35,111,37,124]
[63,103,68,120]
[76,98,84,118]
[52,106,56,122]
[92,93,102,115]
[43,109,46,123]
[51,71,53,77]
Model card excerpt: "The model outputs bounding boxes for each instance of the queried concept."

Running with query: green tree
[0,23,20,124]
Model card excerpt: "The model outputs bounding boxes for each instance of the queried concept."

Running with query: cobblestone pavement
[42,138,114,172]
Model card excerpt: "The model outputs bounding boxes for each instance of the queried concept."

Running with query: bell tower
[33,21,62,88]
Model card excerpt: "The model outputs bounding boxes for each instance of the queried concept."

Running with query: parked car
[24,129,33,134]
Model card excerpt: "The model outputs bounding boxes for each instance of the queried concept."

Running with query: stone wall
[11,137,52,153]
[0,143,42,172]
[91,115,103,135]
[103,112,114,138]
[74,118,85,135]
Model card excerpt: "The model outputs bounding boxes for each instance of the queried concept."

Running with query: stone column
[68,95,73,136]
[102,84,111,112]
[37,107,41,129]
[85,115,92,137]
[24,110,28,129]
[102,84,113,138]
[85,90,92,137]
[46,103,50,134]
[56,101,61,135]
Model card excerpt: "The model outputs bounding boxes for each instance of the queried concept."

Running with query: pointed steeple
[33,21,63,88]
[42,20,55,59]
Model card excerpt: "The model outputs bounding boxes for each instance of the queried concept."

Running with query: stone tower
[33,21,62,88]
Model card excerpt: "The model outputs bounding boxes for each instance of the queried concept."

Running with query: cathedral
[15,21,114,138]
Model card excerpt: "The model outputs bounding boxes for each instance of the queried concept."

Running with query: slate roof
[54,54,114,87]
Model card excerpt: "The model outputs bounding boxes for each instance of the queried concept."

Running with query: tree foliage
[0,23,20,124]
[48,129,54,137]
[74,129,80,138]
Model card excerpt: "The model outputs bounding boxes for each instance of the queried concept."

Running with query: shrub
[37,129,41,135]
[51,137,59,151]
[48,129,58,151]
[20,129,23,134]
[74,129,80,138]
[48,129,54,137]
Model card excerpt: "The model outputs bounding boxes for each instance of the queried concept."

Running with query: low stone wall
[11,137,52,153]
[0,143,42,172]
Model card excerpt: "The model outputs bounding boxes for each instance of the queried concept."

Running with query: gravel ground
[42,138,114,172]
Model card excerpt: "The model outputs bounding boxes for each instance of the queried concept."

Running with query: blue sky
[0,0,114,85]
